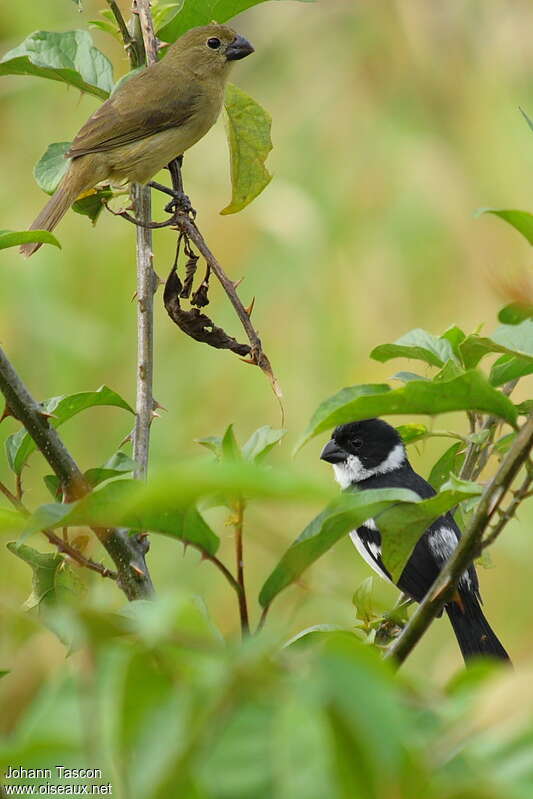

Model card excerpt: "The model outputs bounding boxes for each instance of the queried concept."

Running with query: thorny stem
[0,345,153,598]
[386,412,533,667]
[233,499,249,635]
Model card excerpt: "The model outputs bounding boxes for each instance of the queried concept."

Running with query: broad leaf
[242,426,285,462]
[258,489,418,608]
[460,321,533,369]
[35,142,114,223]
[377,480,482,581]
[440,325,466,357]
[490,354,533,387]
[222,423,241,460]
[476,208,533,246]
[0,30,113,99]
[428,443,466,491]
[498,303,533,325]
[6,386,134,474]
[84,451,138,488]
[371,328,455,368]
[158,0,315,43]
[0,229,60,251]
[6,542,79,610]
[221,83,272,214]
[296,371,518,451]
[392,372,429,383]
[23,480,221,556]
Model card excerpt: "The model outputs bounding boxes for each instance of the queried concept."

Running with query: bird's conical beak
[320,440,347,465]
[226,35,254,61]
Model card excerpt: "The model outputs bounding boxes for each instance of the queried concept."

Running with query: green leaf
[6,542,79,610]
[195,435,222,458]
[158,0,315,44]
[222,424,241,460]
[151,1,182,33]
[23,480,221,556]
[476,208,533,245]
[427,443,466,492]
[371,328,455,368]
[440,325,466,357]
[498,303,533,325]
[0,229,61,251]
[221,83,272,214]
[460,321,533,370]
[0,30,113,99]
[296,371,518,452]
[259,488,418,608]
[490,354,533,387]
[242,426,285,462]
[377,479,483,581]
[6,386,134,474]
[434,359,464,382]
[84,451,138,488]
[396,424,428,444]
[34,142,114,224]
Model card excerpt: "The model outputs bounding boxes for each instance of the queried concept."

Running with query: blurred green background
[1,0,533,712]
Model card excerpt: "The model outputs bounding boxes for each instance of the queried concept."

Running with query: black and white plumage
[320,417,510,663]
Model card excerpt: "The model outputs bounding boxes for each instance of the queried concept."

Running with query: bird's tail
[20,158,94,257]
[446,594,510,663]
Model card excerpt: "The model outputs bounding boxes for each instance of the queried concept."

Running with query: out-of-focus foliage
[1,594,532,799]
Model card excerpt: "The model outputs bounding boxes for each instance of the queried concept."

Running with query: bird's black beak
[320,439,347,465]
[226,35,254,61]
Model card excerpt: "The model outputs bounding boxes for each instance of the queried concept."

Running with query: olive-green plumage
[21,24,254,256]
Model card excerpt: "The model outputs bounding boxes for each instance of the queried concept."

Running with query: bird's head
[320,418,405,489]
[166,24,254,77]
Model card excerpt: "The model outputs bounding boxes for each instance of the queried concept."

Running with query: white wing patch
[349,526,392,583]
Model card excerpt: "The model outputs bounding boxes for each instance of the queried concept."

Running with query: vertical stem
[129,1,159,479]
[131,184,156,479]
[234,500,249,635]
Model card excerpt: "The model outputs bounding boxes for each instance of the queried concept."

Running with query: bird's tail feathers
[446,594,510,663]
[20,159,94,257]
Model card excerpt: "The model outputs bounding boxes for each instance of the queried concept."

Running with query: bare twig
[0,345,153,599]
[386,412,533,667]
[233,500,249,635]
[106,0,143,65]
[482,460,533,549]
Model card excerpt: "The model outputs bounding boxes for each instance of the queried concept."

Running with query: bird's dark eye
[352,438,363,449]
[207,37,221,49]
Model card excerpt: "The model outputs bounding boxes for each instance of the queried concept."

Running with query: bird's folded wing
[67,69,201,158]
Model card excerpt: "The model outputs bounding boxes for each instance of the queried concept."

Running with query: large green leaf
[490,354,533,387]
[460,320,533,370]
[0,229,60,251]
[371,328,455,368]
[258,489,418,608]
[6,386,134,474]
[0,30,113,99]
[23,480,221,556]
[221,83,272,214]
[377,480,482,581]
[34,142,114,223]
[476,208,533,246]
[296,371,518,451]
[242,426,285,462]
[158,0,315,44]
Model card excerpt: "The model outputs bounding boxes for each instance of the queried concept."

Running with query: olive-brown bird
[21,24,254,256]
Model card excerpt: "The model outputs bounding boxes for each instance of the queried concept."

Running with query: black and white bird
[320,417,510,662]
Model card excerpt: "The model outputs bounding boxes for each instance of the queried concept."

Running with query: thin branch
[116,0,159,480]
[386,412,533,668]
[0,345,153,599]
[482,461,533,549]
[233,500,249,635]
